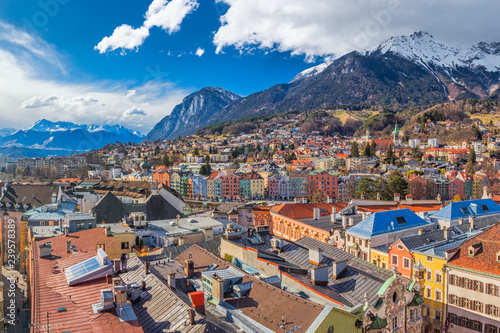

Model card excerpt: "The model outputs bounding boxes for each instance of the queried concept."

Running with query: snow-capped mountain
[368,32,500,73]
[290,61,333,82]
[26,119,144,137]
[145,87,240,140]
[0,119,144,158]
[0,128,16,138]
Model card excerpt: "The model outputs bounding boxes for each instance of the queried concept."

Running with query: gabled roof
[447,222,500,276]
[347,209,432,239]
[430,198,500,221]
[0,184,59,212]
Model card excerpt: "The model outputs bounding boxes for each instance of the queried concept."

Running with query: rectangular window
[435,309,441,321]
[426,288,431,298]
[435,290,442,301]
[97,244,105,251]
[77,222,84,230]
[403,258,410,269]
[460,207,470,215]
[426,256,433,262]
[392,255,398,265]
[427,271,432,281]
[436,272,442,283]
[121,242,129,249]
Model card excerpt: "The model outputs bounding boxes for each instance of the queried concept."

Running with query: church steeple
[393,124,400,147]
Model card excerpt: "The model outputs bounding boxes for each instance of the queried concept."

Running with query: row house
[207,170,224,199]
[268,175,290,200]
[308,170,338,199]
[239,171,264,200]
[219,173,241,201]
[289,173,309,198]
[446,222,500,333]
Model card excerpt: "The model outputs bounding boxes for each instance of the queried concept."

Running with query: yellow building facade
[412,251,446,333]
[370,247,389,270]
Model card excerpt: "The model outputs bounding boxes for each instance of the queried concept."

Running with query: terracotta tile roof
[270,203,347,219]
[448,221,500,276]
[32,228,143,333]
[175,245,324,332]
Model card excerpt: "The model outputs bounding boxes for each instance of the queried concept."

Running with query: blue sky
[0,0,498,133]
[0,0,315,96]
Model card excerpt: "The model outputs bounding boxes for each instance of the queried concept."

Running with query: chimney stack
[469,215,476,230]
[418,229,425,236]
[176,214,181,225]
[332,259,348,279]
[459,218,464,225]
[104,225,111,237]
[309,248,323,266]
[167,271,176,289]
[113,259,121,274]
[211,273,225,304]
[66,240,71,253]
[311,265,329,285]
[145,261,150,275]
[377,193,381,201]
[187,309,196,326]
[443,226,449,240]
[313,207,320,220]
[184,252,195,277]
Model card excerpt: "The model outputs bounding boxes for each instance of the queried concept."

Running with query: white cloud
[145,0,199,32]
[95,0,198,54]
[0,21,189,133]
[123,107,149,118]
[195,47,205,57]
[213,0,500,60]
[94,25,150,54]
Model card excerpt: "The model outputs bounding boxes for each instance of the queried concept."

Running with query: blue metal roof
[347,208,432,239]
[430,199,500,221]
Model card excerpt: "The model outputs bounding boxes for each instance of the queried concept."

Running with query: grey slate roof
[119,256,219,333]
[228,233,394,308]
[143,236,222,261]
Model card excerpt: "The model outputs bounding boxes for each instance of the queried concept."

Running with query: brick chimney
[66,240,71,254]
[211,273,225,304]
[167,271,176,289]
[184,252,195,277]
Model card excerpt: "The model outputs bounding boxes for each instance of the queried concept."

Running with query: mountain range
[0,119,144,158]
[146,32,500,140]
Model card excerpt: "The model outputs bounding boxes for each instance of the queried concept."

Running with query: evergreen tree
[162,155,171,167]
[370,141,377,156]
[468,147,476,164]
[280,143,285,151]
[351,141,360,157]
[200,162,212,176]
[387,171,408,197]
[364,143,371,157]
[193,147,200,156]
[385,145,395,165]
[154,146,160,156]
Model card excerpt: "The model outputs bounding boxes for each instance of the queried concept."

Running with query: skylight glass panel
[460,207,470,216]
[480,204,489,212]
[395,216,407,225]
